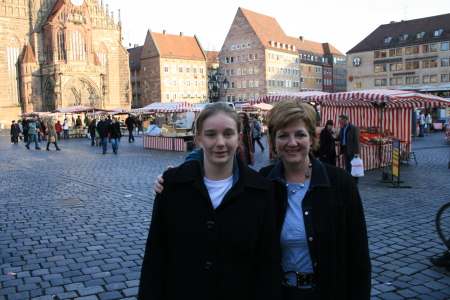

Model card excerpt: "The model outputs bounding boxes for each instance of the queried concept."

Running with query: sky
[105,0,449,54]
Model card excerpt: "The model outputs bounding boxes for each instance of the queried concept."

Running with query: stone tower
[0,0,131,126]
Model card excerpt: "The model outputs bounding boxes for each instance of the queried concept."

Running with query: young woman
[44,118,61,151]
[138,102,280,300]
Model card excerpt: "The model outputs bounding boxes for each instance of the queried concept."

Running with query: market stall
[135,102,201,152]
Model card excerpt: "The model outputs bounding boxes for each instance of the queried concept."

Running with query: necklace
[285,163,312,194]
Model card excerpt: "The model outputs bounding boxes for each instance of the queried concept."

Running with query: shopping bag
[351,157,364,177]
[87,133,91,139]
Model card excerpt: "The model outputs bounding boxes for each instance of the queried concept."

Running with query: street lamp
[208,70,228,102]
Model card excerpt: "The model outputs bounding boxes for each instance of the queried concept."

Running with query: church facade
[0,0,130,125]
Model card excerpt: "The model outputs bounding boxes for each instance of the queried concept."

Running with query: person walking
[336,114,361,185]
[251,116,265,152]
[426,113,433,135]
[25,116,41,150]
[236,112,254,165]
[22,117,29,143]
[96,115,110,154]
[17,120,23,140]
[417,111,425,137]
[10,120,21,145]
[55,120,62,140]
[125,115,137,143]
[88,119,97,146]
[109,117,122,154]
[139,102,280,300]
[318,120,337,165]
[136,117,143,135]
[44,118,61,151]
[62,119,69,139]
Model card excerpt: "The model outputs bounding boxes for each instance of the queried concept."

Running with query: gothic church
[0,0,130,124]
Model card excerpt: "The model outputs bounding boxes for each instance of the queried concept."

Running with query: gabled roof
[152,32,205,60]
[128,46,143,70]
[239,7,344,57]
[348,13,450,54]
[206,51,219,68]
[21,44,36,63]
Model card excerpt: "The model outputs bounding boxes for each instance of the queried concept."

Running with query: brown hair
[266,100,318,156]
[195,102,241,134]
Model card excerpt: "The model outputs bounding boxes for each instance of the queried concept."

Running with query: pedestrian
[44,118,61,151]
[136,117,143,135]
[88,119,97,146]
[17,120,23,140]
[84,116,90,128]
[318,119,337,165]
[109,117,122,154]
[25,116,41,150]
[55,120,62,140]
[236,112,254,165]
[10,120,21,145]
[425,113,433,135]
[153,101,372,299]
[251,116,265,152]
[22,117,29,143]
[62,119,69,139]
[335,114,361,185]
[38,117,46,141]
[76,115,83,127]
[125,115,137,143]
[417,111,425,137]
[139,102,280,299]
[96,115,110,154]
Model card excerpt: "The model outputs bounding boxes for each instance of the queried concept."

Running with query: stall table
[143,135,195,151]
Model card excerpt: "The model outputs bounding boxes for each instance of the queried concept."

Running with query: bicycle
[429,202,450,271]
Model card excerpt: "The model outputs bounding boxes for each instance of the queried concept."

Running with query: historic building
[128,44,143,108]
[138,30,208,106]
[346,13,450,93]
[0,0,130,125]
[219,8,346,102]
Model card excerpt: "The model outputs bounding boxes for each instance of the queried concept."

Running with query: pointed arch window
[70,30,86,61]
[57,29,66,60]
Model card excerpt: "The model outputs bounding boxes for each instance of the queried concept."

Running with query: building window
[374,65,387,72]
[431,75,437,83]
[441,42,449,51]
[247,42,251,48]
[249,80,253,87]
[249,67,253,75]
[405,47,412,55]
[406,77,413,84]
[230,69,234,76]
[226,70,230,77]
[413,76,420,84]
[172,93,177,100]
[242,81,246,88]
[423,59,437,68]
[200,67,204,74]
[237,68,241,76]
[236,44,240,50]
[179,66,183,73]
[405,61,419,70]
[164,65,169,73]
[193,66,197,73]
[230,57,234,63]
[70,30,86,60]
[433,29,443,37]
[415,32,424,40]
[383,37,392,44]
[390,78,403,85]
[180,79,184,87]
[255,80,259,87]
[165,93,170,101]
[423,75,430,83]
[441,74,449,82]
[354,82,362,88]
[374,79,387,86]
[186,80,191,87]
[186,66,190,73]
[173,79,177,87]
[238,94,242,101]
[442,58,449,67]
[231,44,235,51]
[413,46,420,54]
[237,81,241,88]
[396,48,403,56]
[242,67,246,75]
[254,66,259,74]
[243,94,247,101]
[430,44,437,52]
[398,34,408,42]
[57,30,66,60]
[248,53,253,61]
[254,53,258,60]
[231,82,235,89]
[374,51,387,58]
[237,56,241,63]
[389,63,403,71]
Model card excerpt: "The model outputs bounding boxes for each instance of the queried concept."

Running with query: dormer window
[415,32,425,40]
[433,29,443,37]
[270,41,274,47]
[383,37,392,44]
[398,34,408,42]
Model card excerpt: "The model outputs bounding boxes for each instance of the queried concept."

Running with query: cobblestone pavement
[0,130,449,300]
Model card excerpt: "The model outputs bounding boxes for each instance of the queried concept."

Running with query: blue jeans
[101,137,108,153]
[91,134,95,145]
[111,138,119,153]
[63,129,69,139]
[342,146,359,185]
[25,133,39,148]
[128,127,134,142]
[419,124,425,136]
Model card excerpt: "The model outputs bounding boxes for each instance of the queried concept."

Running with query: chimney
[180,32,184,37]
[299,36,304,42]
[163,30,167,36]
[390,21,397,24]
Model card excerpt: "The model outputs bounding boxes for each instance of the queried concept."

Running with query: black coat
[139,157,281,300]
[109,122,122,139]
[336,123,360,157]
[10,124,21,138]
[259,154,371,299]
[88,121,97,136]
[96,120,110,138]
[319,127,336,165]
[125,116,137,129]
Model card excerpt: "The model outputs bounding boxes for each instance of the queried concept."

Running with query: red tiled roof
[206,51,219,68]
[153,32,205,60]
[128,46,143,70]
[21,44,36,63]
[348,13,450,53]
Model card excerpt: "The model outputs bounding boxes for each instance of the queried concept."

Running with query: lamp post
[208,70,228,102]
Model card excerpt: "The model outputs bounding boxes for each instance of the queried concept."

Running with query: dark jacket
[259,154,371,299]
[125,116,137,129]
[336,123,360,157]
[139,155,281,300]
[109,122,122,139]
[96,120,110,138]
[319,127,336,165]
[88,121,97,136]
[10,124,21,138]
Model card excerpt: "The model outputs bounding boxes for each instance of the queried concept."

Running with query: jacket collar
[266,153,331,188]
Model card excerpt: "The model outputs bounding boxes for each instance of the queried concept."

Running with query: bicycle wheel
[436,202,450,249]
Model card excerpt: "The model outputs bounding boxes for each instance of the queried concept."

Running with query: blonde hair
[266,100,318,156]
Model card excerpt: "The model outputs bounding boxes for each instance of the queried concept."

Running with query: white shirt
[203,175,233,209]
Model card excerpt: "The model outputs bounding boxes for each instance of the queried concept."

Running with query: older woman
[154,101,371,299]
[44,118,61,151]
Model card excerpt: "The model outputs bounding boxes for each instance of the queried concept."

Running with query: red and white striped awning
[52,105,91,113]
[131,101,202,114]
[249,92,330,105]
[310,89,450,109]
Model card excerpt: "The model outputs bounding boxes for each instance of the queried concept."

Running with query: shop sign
[350,74,387,80]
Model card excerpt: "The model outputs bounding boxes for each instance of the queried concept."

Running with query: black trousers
[252,137,264,151]
[282,285,320,300]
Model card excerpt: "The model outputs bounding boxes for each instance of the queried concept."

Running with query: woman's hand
[152,166,172,196]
